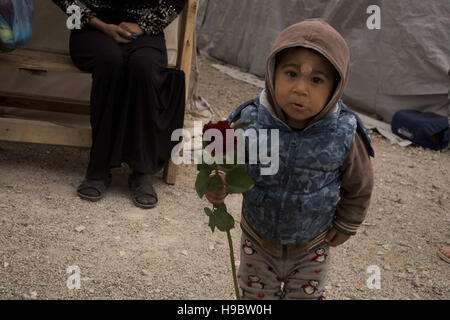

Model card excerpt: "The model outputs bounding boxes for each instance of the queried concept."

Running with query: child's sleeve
[334,132,374,235]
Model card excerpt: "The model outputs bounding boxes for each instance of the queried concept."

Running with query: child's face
[274,47,338,129]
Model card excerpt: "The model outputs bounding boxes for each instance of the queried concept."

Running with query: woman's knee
[95,51,126,74]
[128,50,167,77]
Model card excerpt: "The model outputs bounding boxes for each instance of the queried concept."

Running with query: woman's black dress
[52,0,186,180]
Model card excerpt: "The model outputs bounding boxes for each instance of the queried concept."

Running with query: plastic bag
[0,0,34,52]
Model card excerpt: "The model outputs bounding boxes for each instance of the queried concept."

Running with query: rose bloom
[203,121,237,157]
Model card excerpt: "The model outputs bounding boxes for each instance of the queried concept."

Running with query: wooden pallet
[0,0,198,184]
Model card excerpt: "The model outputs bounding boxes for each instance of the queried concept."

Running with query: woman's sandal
[77,175,112,202]
[437,246,450,263]
[128,173,158,209]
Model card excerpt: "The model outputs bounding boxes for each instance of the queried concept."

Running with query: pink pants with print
[238,231,329,300]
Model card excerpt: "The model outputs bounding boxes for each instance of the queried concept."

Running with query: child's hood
[265,19,350,128]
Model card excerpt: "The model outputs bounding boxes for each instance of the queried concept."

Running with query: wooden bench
[0,0,198,185]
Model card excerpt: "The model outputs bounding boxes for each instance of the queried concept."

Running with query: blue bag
[391,110,449,150]
[0,0,34,52]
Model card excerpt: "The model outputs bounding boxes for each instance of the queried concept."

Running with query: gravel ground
[0,57,449,300]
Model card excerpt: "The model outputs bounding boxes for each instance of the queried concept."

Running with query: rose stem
[226,229,240,300]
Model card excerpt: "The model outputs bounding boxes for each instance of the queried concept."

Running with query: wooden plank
[0,91,90,114]
[0,106,91,128]
[0,48,84,73]
[161,0,198,184]
[0,117,91,147]
[0,47,177,74]
[178,0,198,105]
[163,159,177,185]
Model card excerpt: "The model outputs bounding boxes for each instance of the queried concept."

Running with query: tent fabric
[0,0,180,102]
[196,0,450,123]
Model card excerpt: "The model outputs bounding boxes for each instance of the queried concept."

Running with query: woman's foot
[128,172,158,209]
[77,174,112,202]
[437,246,450,263]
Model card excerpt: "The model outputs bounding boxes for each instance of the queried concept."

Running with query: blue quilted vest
[228,96,373,244]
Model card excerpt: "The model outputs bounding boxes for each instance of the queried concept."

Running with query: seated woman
[52,0,187,209]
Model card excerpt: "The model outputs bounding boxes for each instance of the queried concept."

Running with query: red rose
[203,121,237,157]
[203,120,231,134]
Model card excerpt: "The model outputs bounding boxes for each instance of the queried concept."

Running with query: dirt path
[0,58,448,300]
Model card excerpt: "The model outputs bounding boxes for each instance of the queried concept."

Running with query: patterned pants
[238,232,329,300]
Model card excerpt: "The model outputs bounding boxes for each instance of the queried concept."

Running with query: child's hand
[205,172,227,205]
[324,227,350,247]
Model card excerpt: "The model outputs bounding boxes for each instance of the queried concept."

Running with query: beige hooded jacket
[265,18,349,128]
[240,19,374,258]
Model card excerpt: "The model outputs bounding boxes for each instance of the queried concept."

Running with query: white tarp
[196,0,450,123]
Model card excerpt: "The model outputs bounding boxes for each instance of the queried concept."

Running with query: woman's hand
[118,22,144,37]
[102,23,133,43]
[89,17,138,43]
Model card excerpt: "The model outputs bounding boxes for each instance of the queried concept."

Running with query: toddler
[206,19,374,300]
